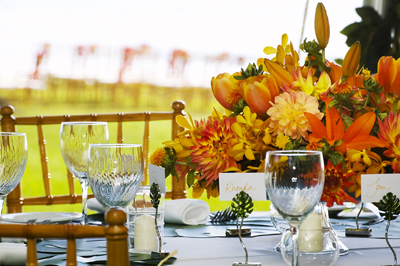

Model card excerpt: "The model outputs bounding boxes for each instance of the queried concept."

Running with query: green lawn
[1,81,270,213]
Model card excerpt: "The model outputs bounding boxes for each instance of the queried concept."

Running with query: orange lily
[375,56,397,95]
[242,74,280,117]
[305,100,387,153]
[264,59,294,88]
[314,2,330,49]
[342,42,361,79]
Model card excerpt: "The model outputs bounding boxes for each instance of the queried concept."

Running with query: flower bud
[342,41,361,78]
[314,3,330,49]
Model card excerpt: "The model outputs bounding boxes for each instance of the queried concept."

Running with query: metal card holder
[345,203,372,237]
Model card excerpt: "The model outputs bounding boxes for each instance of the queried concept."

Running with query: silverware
[362,217,384,225]
[210,206,236,223]
[27,219,37,223]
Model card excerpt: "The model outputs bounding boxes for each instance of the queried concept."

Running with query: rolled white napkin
[164,199,210,225]
[0,243,27,265]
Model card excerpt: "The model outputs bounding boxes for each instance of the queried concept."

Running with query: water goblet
[87,144,143,211]
[264,150,324,266]
[60,122,109,225]
[0,132,28,220]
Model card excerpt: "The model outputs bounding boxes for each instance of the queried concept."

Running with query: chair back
[0,209,129,266]
[0,101,187,213]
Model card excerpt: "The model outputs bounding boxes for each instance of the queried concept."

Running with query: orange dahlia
[321,160,358,207]
[190,116,239,186]
[267,91,323,140]
[378,111,400,173]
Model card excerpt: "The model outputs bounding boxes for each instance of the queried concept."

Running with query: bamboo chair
[0,208,129,266]
[0,100,187,213]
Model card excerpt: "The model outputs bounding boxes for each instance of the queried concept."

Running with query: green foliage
[230,98,248,117]
[233,63,263,80]
[341,5,399,73]
[377,192,400,221]
[150,182,161,209]
[300,38,331,76]
[231,191,254,219]
[161,147,179,180]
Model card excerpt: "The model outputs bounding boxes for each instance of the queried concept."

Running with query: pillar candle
[133,214,158,252]
[298,212,323,252]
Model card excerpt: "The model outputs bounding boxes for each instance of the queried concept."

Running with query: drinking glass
[60,122,109,224]
[0,132,28,220]
[87,144,143,210]
[265,150,324,266]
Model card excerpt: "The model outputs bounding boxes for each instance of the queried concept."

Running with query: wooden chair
[0,100,187,213]
[0,208,129,266]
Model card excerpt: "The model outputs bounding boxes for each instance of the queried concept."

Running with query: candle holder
[127,185,165,253]
[345,203,372,237]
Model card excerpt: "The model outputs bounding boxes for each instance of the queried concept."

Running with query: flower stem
[385,219,397,265]
[237,217,248,264]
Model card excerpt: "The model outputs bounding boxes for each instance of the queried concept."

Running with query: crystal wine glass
[87,143,143,210]
[265,150,324,266]
[0,132,28,220]
[60,122,109,224]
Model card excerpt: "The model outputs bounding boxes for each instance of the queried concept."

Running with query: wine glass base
[274,242,281,253]
[339,240,349,256]
[233,262,262,266]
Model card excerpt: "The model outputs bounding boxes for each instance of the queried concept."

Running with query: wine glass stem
[291,226,300,266]
[80,179,89,225]
[0,197,5,222]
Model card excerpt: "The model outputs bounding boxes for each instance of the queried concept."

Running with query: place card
[361,174,400,202]
[149,164,166,194]
[219,173,266,201]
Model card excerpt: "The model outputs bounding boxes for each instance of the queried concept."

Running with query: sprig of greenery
[150,182,162,253]
[150,182,161,209]
[231,191,254,219]
[233,63,263,80]
[377,192,400,221]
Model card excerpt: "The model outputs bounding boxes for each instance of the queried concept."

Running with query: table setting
[2,2,400,266]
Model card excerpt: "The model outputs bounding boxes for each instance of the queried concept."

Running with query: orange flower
[321,160,358,207]
[342,42,361,79]
[264,59,294,88]
[267,91,323,140]
[305,101,387,153]
[314,2,330,49]
[241,74,280,117]
[378,112,400,173]
[375,56,397,95]
[211,73,241,110]
[190,116,239,185]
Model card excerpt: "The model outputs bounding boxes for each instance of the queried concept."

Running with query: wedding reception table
[31,211,400,266]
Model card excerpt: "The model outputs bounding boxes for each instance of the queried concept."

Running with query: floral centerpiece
[150,3,400,207]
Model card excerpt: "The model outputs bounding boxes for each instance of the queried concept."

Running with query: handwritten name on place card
[149,164,166,194]
[361,174,400,202]
[219,173,266,201]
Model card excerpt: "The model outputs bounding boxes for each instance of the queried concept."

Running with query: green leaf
[231,191,254,219]
[186,169,195,188]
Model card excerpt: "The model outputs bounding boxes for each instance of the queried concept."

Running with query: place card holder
[345,203,372,237]
[225,228,251,237]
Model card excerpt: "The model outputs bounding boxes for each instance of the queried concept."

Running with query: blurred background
[2,0,392,212]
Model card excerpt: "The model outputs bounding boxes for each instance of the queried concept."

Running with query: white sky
[0,0,364,87]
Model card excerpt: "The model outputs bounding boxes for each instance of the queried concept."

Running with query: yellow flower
[149,147,166,166]
[263,34,291,64]
[275,134,290,149]
[267,91,324,140]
